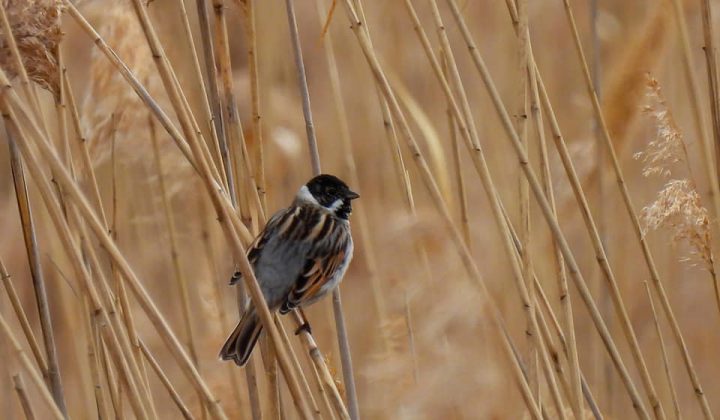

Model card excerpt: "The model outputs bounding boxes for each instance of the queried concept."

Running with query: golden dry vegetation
[1,0,720,419]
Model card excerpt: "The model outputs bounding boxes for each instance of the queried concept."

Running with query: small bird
[220,174,359,366]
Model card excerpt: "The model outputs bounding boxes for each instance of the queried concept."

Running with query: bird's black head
[298,174,359,219]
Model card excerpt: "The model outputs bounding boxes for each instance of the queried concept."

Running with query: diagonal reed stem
[284,1,360,418]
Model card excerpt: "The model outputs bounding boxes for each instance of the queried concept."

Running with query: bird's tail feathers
[219,307,262,366]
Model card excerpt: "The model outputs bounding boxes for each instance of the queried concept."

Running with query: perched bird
[220,174,359,366]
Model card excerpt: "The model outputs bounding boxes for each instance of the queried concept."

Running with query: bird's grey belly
[253,239,308,310]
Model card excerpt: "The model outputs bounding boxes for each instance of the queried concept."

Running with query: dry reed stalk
[404,0,540,336]
[199,199,246,415]
[340,1,542,417]
[63,70,107,226]
[139,340,195,420]
[513,0,537,400]
[71,199,156,419]
[0,5,67,409]
[212,0,252,223]
[259,336,281,420]
[527,66,581,420]
[80,295,112,420]
[643,282,682,420]
[274,316,322,417]
[69,68,159,418]
[99,334,121,418]
[284,1,360,417]
[149,113,208,417]
[107,113,159,420]
[406,0,564,411]
[1,81,223,419]
[315,0,390,331]
[6,119,67,416]
[0,312,64,420]
[12,373,36,420]
[700,0,720,189]
[668,0,720,224]
[556,1,714,418]
[349,0,435,288]
[127,0,226,194]
[35,8,316,412]
[186,2,264,415]
[206,4,266,411]
[237,0,268,212]
[195,0,230,194]
[444,1,653,417]
[508,6,584,417]
[149,112,201,370]
[440,54,470,246]
[533,282,602,420]
[176,0,227,189]
[291,311,351,420]
[0,256,48,378]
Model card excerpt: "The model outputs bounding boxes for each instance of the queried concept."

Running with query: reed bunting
[220,174,359,366]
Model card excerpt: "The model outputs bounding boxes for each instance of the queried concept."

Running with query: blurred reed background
[1,0,720,418]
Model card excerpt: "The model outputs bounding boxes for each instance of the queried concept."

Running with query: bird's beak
[347,190,360,200]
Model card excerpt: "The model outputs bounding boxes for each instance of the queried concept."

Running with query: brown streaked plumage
[220,174,358,366]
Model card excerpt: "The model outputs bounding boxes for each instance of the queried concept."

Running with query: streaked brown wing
[281,213,350,312]
[230,207,297,285]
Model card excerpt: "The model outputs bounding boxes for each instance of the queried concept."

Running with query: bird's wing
[281,211,351,312]
[229,207,296,285]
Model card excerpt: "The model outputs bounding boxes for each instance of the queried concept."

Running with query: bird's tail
[219,307,263,366]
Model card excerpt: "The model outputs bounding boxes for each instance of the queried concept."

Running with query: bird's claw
[295,322,312,335]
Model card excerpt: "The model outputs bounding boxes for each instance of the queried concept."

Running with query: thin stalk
[81,295,112,420]
[291,311,351,420]
[177,0,228,188]
[149,113,201,372]
[340,1,542,417]
[6,126,67,417]
[149,114,206,417]
[514,0,537,399]
[644,283,682,420]
[99,334,122,419]
[275,316,322,417]
[139,340,195,420]
[556,0,713,417]
[199,198,246,415]
[5,47,312,419]
[407,0,544,372]
[0,313,64,420]
[238,0,268,211]
[13,374,36,420]
[212,0,253,223]
[0,259,48,377]
[444,1,651,417]
[442,65,470,245]
[128,0,226,197]
[1,79,219,420]
[525,25,583,420]
[108,114,158,419]
[195,0,232,199]
[315,0,390,331]
[700,0,720,191]
[284,1,359,418]
[350,0,434,285]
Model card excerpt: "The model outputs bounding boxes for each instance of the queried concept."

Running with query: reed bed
[1,0,720,418]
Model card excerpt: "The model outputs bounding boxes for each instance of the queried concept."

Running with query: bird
[220,174,359,366]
